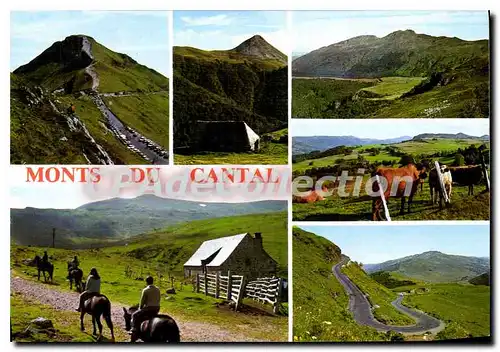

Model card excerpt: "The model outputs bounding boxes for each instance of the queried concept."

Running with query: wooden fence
[196,271,245,310]
[245,277,283,314]
[195,272,283,313]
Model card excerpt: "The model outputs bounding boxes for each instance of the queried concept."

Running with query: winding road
[332,256,445,335]
[82,36,168,164]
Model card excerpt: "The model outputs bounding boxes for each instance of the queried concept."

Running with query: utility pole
[52,228,56,248]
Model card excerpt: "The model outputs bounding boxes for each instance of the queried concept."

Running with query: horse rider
[42,251,49,264]
[70,256,80,270]
[76,267,101,312]
[130,276,161,341]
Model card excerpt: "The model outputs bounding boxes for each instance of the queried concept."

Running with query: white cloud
[181,14,233,27]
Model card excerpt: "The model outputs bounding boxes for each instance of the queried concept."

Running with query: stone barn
[194,121,260,152]
[183,232,277,279]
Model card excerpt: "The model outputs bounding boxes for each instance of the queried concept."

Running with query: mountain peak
[231,35,287,63]
[14,34,95,75]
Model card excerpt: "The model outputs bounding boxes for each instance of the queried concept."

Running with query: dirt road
[11,276,260,342]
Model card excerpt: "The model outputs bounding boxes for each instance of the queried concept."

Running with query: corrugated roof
[184,233,248,267]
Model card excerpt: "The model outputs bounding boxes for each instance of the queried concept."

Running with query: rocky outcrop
[14,35,94,75]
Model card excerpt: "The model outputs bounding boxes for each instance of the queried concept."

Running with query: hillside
[292,30,489,118]
[469,272,490,286]
[293,30,488,78]
[10,212,288,342]
[293,227,392,341]
[11,35,169,164]
[363,251,490,283]
[292,135,412,155]
[10,195,287,248]
[173,35,288,163]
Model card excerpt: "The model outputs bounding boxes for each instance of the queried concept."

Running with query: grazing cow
[429,165,453,209]
[447,165,483,195]
[292,185,329,203]
[371,164,427,220]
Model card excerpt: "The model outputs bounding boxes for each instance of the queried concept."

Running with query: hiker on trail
[130,276,161,340]
[70,256,80,269]
[67,103,76,115]
[42,251,49,264]
[76,267,101,312]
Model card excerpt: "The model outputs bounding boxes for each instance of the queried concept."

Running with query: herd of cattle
[293,162,488,220]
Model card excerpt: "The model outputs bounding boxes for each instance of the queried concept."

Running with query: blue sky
[174,11,288,53]
[292,119,490,139]
[10,11,171,76]
[292,11,489,53]
[299,225,490,263]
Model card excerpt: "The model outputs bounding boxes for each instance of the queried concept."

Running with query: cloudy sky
[10,11,171,76]
[300,224,490,263]
[292,119,490,139]
[292,11,489,54]
[174,11,288,54]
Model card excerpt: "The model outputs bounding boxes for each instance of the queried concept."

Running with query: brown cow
[371,164,427,220]
[293,185,329,203]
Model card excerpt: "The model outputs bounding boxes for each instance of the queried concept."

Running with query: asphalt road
[92,94,168,164]
[332,256,444,335]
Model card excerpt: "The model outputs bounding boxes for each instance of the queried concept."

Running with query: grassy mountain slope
[293,227,394,342]
[469,272,490,286]
[293,30,488,78]
[364,251,490,283]
[11,35,169,164]
[292,30,489,118]
[173,36,288,163]
[396,283,490,340]
[10,196,287,248]
[11,212,288,342]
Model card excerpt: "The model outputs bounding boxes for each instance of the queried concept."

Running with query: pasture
[291,74,488,119]
[10,212,288,342]
[396,283,491,340]
[292,138,490,221]
[360,77,426,100]
[293,179,490,221]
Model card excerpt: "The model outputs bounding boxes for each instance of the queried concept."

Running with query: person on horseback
[42,251,49,264]
[76,267,101,312]
[130,276,161,341]
[70,256,80,270]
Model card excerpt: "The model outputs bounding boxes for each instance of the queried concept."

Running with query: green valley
[292,227,491,342]
[11,211,288,342]
[292,30,489,118]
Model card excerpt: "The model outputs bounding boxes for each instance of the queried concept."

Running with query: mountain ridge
[363,250,490,283]
[10,196,287,247]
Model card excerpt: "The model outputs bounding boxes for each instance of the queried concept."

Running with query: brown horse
[122,306,180,343]
[67,263,84,292]
[33,255,54,282]
[80,295,115,342]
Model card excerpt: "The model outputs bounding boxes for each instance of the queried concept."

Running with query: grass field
[293,138,485,173]
[175,140,288,165]
[360,77,426,100]
[398,283,490,340]
[293,180,490,221]
[291,75,488,119]
[11,212,288,342]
